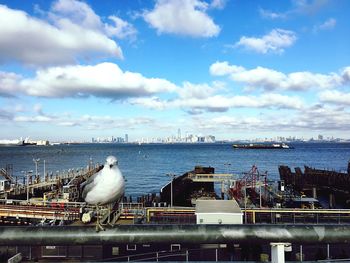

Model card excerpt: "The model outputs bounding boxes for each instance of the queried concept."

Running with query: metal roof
[195,199,242,214]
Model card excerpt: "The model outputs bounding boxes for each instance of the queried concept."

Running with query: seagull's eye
[109,164,113,168]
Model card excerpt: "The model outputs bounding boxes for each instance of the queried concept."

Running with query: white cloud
[210,0,227,9]
[292,0,329,15]
[0,108,14,120]
[209,61,245,76]
[178,82,220,99]
[342,67,350,82]
[0,1,125,66]
[33,104,44,115]
[131,91,304,113]
[14,115,53,122]
[19,63,176,99]
[260,0,330,20]
[210,61,346,91]
[1,62,179,99]
[316,18,336,31]
[192,104,350,133]
[12,111,157,132]
[18,62,177,98]
[185,93,304,111]
[235,29,297,54]
[319,90,350,106]
[51,0,137,40]
[0,71,22,97]
[143,0,220,37]
[259,8,286,19]
[296,104,350,131]
[129,97,168,110]
[105,16,137,40]
[50,0,101,30]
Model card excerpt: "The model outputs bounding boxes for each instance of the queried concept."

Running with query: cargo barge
[233,143,292,149]
[1,161,350,262]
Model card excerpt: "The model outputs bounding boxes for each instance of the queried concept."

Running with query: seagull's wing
[81,168,104,200]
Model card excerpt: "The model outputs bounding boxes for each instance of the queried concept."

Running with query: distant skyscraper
[177,128,181,140]
[125,134,128,143]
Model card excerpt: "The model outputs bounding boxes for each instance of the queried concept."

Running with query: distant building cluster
[138,129,216,144]
[241,134,342,143]
[91,134,128,144]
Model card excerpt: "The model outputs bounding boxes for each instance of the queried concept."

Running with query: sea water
[0,142,349,197]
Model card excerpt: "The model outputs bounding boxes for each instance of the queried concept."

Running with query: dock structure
[187,173,235,182]
[279,162,350,208]
[0,164,103,201]
[0,164,14,182]
[0,201,82,223]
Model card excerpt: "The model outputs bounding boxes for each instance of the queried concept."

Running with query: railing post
[327,244,330,259]
[271,243,290,263]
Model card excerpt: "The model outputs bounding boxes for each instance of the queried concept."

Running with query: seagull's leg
[107,203,115,227]
[108,203,111,225]
[95,204,104,232]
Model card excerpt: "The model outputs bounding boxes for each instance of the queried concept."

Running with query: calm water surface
[0,143,349,197]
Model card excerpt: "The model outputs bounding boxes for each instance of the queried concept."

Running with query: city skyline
[0,0,350,141]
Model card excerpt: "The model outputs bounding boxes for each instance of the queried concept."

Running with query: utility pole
[26,171,33,203]
[43,160,46,182]
[33,158,40,181]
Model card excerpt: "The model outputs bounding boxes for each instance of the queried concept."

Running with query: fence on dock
[0,164,103,200]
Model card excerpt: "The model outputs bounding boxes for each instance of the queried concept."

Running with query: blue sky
[0,0,349,142]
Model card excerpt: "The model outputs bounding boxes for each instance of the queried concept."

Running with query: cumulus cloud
[0,1,131,66]
[0,108,14,120]
[0,62,178,98]
[51,0,137,40]
[18,62,177,98]
[178,82,220,99]
[143,0,220,37]
[210,61,346,91]
[192,104,350,133]
[105,16,138,40]
[130,90,304,113]
[186,93,303,112]
[235,29,297,54]
[0,71,22,97]
[319,90,350,106]
[209,61,245,76]
[295,104,350,131]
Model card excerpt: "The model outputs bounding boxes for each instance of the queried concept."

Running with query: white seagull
[81,155,125,230]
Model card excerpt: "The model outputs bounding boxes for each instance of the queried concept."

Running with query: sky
[0,0,349,142]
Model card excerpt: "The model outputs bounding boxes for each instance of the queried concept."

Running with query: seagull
[81,155,125,231]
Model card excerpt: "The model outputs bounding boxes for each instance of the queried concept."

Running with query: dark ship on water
[233,142,292,149]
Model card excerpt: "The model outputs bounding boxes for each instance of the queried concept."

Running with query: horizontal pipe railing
[0,224,350,245]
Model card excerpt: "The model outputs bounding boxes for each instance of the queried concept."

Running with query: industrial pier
[1,163,350,261]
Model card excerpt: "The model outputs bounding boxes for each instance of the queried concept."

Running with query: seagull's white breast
[85,165,125,205]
